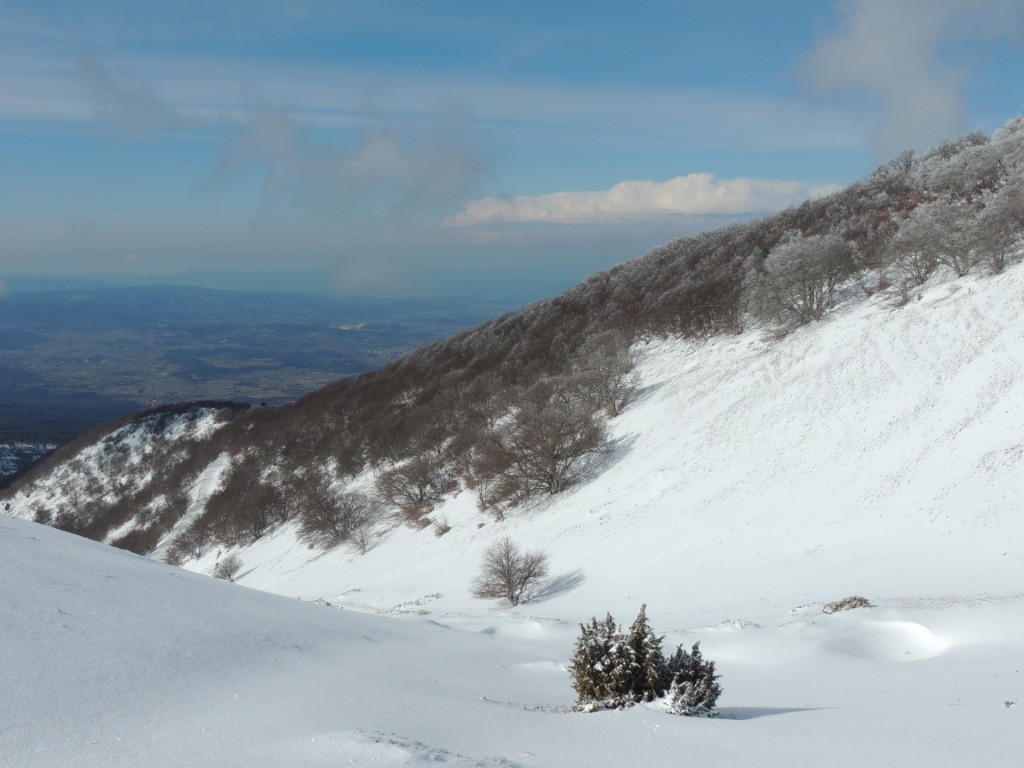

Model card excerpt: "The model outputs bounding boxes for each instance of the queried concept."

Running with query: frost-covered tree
[978,179,1024,274]
[470,536,549,606]
[912,133,1004,202]
[749,233,854,327]
[572,330,640,418]
[888,200,977,285]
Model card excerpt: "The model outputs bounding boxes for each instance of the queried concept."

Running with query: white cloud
[445,174,840,226]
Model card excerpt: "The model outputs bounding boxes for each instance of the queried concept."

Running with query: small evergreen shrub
[570,605,721,715]
[663,642,722,716]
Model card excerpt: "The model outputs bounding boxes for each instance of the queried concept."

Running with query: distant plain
[0,285,519,443]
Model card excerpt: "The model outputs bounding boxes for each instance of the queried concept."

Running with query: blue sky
[1,0,1023,297]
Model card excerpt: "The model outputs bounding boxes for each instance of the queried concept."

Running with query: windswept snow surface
[7,266,1024,766]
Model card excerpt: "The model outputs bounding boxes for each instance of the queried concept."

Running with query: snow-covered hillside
[181,264,1024,622]
[6,264,1024,767]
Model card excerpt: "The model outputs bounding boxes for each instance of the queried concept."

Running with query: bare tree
[473,378,607,511]
[166,519,211,563]
[213,552,244,582]
[471,536,550,606]
[240,483,283,541]
[351,524,372,555]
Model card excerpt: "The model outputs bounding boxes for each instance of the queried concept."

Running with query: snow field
[4,514,1023,768]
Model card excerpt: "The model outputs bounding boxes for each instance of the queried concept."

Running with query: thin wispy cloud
[801,0,1024,157]
[77,53,185,136]
[210,104,491,227]
[446,174,841,226]
[0,48,866,154]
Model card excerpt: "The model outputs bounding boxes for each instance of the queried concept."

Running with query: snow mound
[825,620,949,662]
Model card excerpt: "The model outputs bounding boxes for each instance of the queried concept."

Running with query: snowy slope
[190,265,1024,625]
[6,265,1023,767]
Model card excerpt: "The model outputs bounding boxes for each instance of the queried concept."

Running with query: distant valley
[0,285,520,444]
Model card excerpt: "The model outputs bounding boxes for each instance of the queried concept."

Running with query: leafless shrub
[213,552,244,582]
[166,518,211,564]
[32,506,52,525]
[822,595,871,614]
[376,454,456,524]
[471,536,550,606]
[433,517,452,537]
[351,525,372,555]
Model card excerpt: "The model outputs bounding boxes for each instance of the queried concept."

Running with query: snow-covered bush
[663,642,722,716]
[823,595,871,614]
[570,605,721,715]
